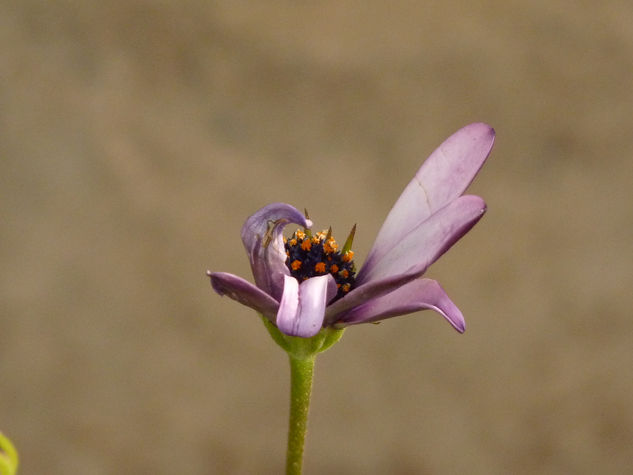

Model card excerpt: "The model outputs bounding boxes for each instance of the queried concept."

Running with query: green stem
[285,354,316,475]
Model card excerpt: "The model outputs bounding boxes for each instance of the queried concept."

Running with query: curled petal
[337,278,465,332]
[359,123,494,281]
[241,203,312,300]
[276,274,337,338]
[358,195,486,285]
[208,271,279,322]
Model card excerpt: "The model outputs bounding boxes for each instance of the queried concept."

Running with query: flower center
[284,228,356,300]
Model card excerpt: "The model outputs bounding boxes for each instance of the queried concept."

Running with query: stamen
[315,262,326,273]
[323,238,338,254]
[291,260,302,270]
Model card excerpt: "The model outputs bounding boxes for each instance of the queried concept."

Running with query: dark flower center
[284,228,356,300]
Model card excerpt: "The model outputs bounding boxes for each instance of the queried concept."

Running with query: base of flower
[260,315,345,359]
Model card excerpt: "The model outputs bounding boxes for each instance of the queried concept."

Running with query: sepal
[261,315,345,359]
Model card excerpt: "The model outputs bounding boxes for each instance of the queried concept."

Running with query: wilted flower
[208,123,494,338]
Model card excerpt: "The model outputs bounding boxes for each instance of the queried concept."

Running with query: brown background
[1,1,632,474]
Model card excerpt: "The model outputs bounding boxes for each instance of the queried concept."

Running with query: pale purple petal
[324,273,413,325]
[208,271,279,322]
[337,278,465,332]
[358,195,486,285]
[324,194,484,325]
[276,275,300,333]
[359,123,494,282]
[241,203,311,300]
[276,274,337,338]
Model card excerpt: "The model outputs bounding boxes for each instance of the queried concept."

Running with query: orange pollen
[341,283,351,292]
[323,238,338,254]
[295,230,306,239]
[315,262,326,273]
[342,251,354,262]
[289,238,297,246]
[340,269,349,278]
[301,239,312,251]
[291,260,302,270]
[330,264,339,273]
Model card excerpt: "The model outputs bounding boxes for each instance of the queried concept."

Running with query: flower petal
[324,195,484,324]
[241,203,312,300]
[337,278,465,332]
[276,274,337,338]
[359,194,486,285]
[207,271,279,322]
[324,273,413,325]
[359,123,494,282]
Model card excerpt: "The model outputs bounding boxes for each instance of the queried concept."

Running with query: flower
[208,123,495,338]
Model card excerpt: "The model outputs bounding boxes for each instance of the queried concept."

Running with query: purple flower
[208,123,495,338]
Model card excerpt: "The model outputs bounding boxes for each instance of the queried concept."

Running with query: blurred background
[1,1,632,473]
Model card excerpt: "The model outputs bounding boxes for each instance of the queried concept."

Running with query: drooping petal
[241,203,312,300]
[359,194,486,285]
[276,274,337,338]
[208,271,279,322]
[336,278,465,332]
[324,272,413,325]
[359,123,494,282]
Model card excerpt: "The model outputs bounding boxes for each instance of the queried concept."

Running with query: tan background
[2,1,632,474]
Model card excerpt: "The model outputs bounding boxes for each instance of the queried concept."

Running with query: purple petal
[208,271,279,322]
[324,272,413,325]
[276,274,337,338]
[276,276,300,333]
[337,278,465,332]
[359,123,494,282]
[241,203,312,300]
[359,194,486,285]
[324,195,484,325]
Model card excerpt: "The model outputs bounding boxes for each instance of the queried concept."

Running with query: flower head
[208,123,495,338]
